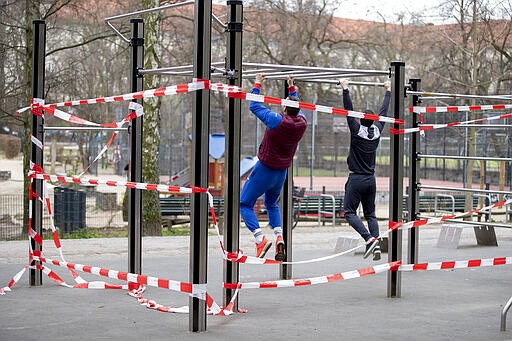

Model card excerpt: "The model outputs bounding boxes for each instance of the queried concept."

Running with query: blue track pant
[240,161,287,233]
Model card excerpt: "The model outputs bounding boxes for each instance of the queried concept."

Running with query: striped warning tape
[29,253,235,315]
[224,262,400,290]
[410,103,512,114]
[228,91,404,125]
[31,254,206,298]
[398,256,512,271]
[391,112,512,135]
[16,80,210,114]
[223,256,512,291]
[28,171,208,194]
[389,198,512,232]
[17,80,241,114]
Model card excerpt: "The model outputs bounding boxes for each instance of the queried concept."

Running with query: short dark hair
[360,109,374,127]
[285,95,300,116]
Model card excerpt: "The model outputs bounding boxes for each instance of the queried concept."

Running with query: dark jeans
[343,174,379,241]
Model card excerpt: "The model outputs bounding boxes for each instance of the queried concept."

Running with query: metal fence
[0,190,125,241]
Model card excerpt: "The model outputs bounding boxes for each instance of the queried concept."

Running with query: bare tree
[141,0,163,236]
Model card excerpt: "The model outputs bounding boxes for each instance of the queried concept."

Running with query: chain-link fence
[0,189,125,241]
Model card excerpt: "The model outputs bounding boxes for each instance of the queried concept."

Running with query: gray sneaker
[363,239,378,259]
[372,245,381,261]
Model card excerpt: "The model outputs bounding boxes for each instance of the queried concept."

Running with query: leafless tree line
[0,0,510,234]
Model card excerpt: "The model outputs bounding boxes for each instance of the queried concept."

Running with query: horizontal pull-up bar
[140,62,225,75]
[242,73,380,81]
[296,79,386,87]
[105,0,194,22]
[418,185,512,196]
[419,154,512,162]
[105,0,210,44]
[407,90,512,101]
[242,62,389,76]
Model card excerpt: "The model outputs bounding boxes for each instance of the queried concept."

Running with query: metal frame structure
[106,1,394,326]
[222,0,243,311]
[142,61,390,83]
[407,90,512,101]
[30,19,46,287]
[27,0,512,333]
[407,80,512,268]
[387,61,405,298]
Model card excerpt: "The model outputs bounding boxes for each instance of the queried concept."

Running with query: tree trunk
[141,0,162,236]
[22,0,41,233]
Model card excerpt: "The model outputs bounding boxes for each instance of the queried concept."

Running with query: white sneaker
[373,245,381,261]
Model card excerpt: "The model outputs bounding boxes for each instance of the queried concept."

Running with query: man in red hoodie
[240,73,308,260]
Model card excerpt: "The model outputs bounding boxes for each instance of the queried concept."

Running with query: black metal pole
[128,18,144,275]
[407,78,421,264]
[223,0,243,309]
[190,0,211,332]
[29,19,46,287]
[387,61,405,298]
[280,82,293,279]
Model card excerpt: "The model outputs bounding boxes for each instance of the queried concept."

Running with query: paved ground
[2,221,512,340]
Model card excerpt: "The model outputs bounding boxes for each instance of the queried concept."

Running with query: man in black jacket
[339,78,391,261]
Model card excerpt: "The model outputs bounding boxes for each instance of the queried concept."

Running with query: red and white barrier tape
[398,256,512,271]
[224,262,400,289]
[127,285,239,316]
[78,131,118,178]
[17,80,241,114]
[410,103,512,114]
[31,253,236,315]
[222,255,512,292]
[39,263,128,290]
[389,198,512,232]
[391,112,512,135]
[1,266,27,295]
[227,91,404,125]
[31,254,206,298]
[28,171,208,194]
[17,80,209,114]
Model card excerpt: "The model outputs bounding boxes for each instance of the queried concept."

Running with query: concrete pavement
[2,222,512,340]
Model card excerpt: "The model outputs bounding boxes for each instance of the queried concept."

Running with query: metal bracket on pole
[226,22,243,32]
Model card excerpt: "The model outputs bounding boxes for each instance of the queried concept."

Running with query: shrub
[0,135,21,159]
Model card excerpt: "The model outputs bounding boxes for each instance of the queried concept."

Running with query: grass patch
[162,226,190,236]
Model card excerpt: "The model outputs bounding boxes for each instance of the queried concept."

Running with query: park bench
[257,193,344,226]
[159,196,224,227]
[0,170,11,181]
[403,193,488,220]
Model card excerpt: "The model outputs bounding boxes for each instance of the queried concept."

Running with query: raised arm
[374,80,391,132]
[249,73,282,129]
[339,78,358,133]
[287,75,305,118]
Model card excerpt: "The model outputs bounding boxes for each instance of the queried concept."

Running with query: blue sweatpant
[343,174,379,241]
[240,161,287,232]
